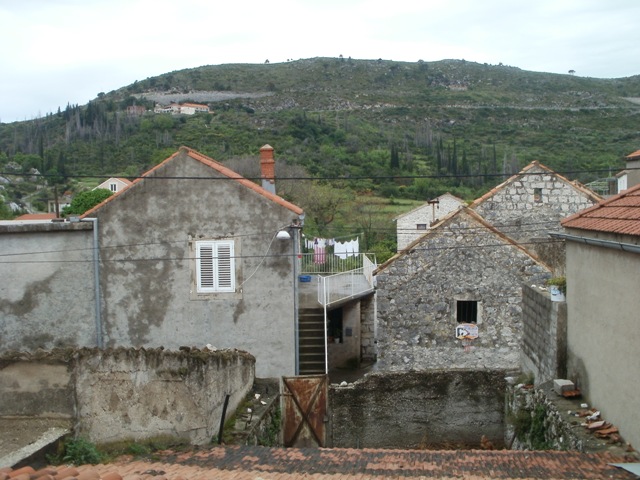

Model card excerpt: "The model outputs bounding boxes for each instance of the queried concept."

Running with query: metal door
[281,375,327,447]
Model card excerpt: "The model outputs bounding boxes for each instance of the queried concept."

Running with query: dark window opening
[533,188,542,203]
[457,300,478,323]
[416,224,427,230]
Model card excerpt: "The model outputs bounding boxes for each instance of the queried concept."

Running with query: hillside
[0,57,639,253]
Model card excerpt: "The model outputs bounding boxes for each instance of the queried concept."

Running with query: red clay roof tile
[18,445,630,480]
[561,182,640,236]
[82,147,303,218]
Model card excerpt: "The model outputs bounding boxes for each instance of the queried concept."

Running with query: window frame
[195,240,236,293]
[454,299,482,325]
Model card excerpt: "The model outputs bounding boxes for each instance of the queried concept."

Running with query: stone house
[394,192,464,251]
[469,161,601,272]
[0,145,305,378]
[552,182,640,450]
[375,206,551,371]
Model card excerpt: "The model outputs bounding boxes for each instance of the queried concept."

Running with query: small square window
[533,188,542,203]
[416,224,427,230]
[457,300,478,323]
[110,183,117,192]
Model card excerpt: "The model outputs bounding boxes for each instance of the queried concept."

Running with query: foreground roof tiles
[561,182,640,236]
[3,446,634,480]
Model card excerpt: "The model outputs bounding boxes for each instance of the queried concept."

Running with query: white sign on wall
[455,323,479,340]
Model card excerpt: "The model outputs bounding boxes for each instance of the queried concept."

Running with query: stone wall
[376,208,550,371]
[0,348,255,446]
[472,165,598,245]
[329,369,508,449]
[360,294,376,363]
[521,284,567,385]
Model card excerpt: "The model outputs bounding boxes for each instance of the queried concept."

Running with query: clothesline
[304,234,361,264]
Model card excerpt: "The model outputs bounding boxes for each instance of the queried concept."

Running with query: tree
[62,189,112,216]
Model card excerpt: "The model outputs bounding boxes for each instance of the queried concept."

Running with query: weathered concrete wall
[329,370,508,448]
[564,232,640,451]
[0,348,255,446]
[396,194,463,251]
[521,284,567,385]
[0,352,74,417]
[94,151,298,378]
[0,223,97,351]
[376,209,551,371]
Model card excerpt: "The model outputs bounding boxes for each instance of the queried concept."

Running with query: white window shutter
[216,242,235,292]
[196,240,235,293]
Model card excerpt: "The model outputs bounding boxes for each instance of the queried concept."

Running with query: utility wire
[0,219,562,259]
[0,239,563,265]
[0,166,637,182]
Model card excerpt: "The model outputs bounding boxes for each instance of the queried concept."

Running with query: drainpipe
[73,217,103,348]
[291,220,302,375]
[549,232,640,254]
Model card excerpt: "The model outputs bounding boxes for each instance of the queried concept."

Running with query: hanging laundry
[334,240,348,260]
[313,238,326,264]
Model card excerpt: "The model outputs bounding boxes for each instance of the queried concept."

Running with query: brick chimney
[260,144,276,195]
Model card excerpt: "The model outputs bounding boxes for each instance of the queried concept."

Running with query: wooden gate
[281,375,328,447]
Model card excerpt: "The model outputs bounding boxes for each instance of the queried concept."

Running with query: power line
[0,219,562,259]
[0,166,637,182]
[0,239,563,266]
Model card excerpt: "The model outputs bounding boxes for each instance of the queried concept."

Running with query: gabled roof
[377,206,549,274]
[469,161,602,208]
[394,192,464,221]
[626,149,640,160]
[561,182,640,236]
[82,147,303,218]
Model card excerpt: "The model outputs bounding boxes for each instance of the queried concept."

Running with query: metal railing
[308,253,376,307]
[300,252,372,275]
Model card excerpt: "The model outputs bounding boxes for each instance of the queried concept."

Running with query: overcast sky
[1,0,639,123]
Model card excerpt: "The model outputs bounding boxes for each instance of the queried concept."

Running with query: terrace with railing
[299,252,376,307]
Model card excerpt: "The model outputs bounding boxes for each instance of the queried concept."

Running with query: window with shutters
[195,240,235,293]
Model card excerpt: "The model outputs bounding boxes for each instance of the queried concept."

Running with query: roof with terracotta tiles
[14,213,57,221]
[561,182,640,236]
[625,149,640,160]
[81,146,303,218]
[3,446,636,480]
[469,161,602,208]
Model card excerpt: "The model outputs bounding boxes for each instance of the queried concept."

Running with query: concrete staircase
[298,308,326,375]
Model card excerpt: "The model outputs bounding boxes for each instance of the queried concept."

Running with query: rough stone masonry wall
[0,348,255,446]
[360,294,376,362]
[329,369,508,449]
[521,284,567,385]
[473,168,597,245]
[376,209,551,371]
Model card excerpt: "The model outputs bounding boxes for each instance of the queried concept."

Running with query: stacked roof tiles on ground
[2,446,639,480]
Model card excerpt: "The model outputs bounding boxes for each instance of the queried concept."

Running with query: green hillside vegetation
[1,57,639,260]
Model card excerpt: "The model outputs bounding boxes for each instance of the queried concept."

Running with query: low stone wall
[0,348,255,446]
[521,284,567,385]
[505,381,634,456]
[329,369,509,449]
